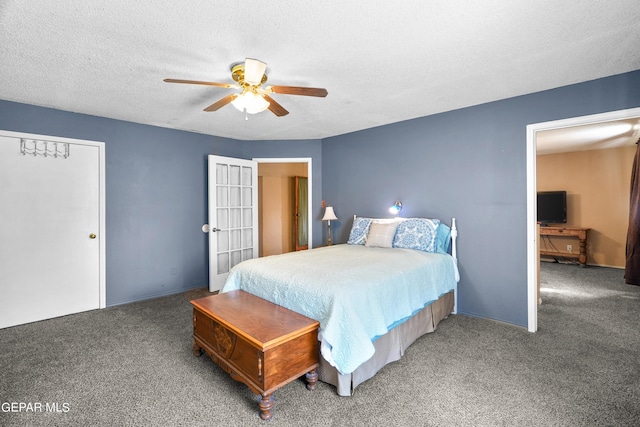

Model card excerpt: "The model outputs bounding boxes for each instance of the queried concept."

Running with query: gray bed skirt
[316,291,455,396]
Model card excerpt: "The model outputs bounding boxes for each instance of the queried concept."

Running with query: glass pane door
[208,155,258,292]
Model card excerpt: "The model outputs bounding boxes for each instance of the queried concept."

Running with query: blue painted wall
[321,70,640,327]
[3,69,639,324]
[0,100,241,305]
[0,100,325,306]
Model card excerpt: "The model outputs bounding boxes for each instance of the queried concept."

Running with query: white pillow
[365,222,398,248]
[372,217,405,224]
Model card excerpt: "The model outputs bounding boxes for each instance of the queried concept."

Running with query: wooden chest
[191,290,320,420]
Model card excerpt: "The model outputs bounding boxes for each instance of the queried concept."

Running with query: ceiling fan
[164,58,328,118]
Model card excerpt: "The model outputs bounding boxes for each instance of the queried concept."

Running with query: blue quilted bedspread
[221,244,458,374]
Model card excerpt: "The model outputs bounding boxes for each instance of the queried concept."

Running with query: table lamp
[322,206,338,245]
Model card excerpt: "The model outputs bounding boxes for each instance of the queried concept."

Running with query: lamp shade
[322,206,338,221]
[231,91,270,114]
[244,58,267,85]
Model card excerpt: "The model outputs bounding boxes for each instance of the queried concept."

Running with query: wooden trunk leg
[192,339,202,357]
[305,369,318,391]
[258,393,274,421]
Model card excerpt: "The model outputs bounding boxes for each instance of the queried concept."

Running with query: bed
[221,216,459,396]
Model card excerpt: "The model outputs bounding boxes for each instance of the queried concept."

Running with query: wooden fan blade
[269,85,328,97]
[164,78,236,88]
[204,93,239,112]
[262,94,289,117]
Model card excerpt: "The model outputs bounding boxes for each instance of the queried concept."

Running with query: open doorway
[526,107,640,332]
[254,158,312,257]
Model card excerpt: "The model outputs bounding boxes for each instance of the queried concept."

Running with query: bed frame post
[450,218,457,260]
[451,218,458,314]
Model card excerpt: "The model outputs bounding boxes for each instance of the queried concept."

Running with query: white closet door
[207,155,258,292]
[0,132,104,329]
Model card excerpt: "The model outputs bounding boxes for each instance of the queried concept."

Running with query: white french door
[207,155,258,292]
[0,131,105,329]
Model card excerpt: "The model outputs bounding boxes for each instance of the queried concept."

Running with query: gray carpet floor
[1,263,639,426]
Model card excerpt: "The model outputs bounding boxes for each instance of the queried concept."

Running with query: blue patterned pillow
[393,218,441,252]
[347,217,372,245]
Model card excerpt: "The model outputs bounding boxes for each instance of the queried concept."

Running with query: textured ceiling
[537,118,640,155]
[1,1,640,141]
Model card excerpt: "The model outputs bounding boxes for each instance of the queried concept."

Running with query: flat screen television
[537,191,567,225]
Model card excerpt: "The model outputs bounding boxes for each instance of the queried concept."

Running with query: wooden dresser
[191,290,319,420]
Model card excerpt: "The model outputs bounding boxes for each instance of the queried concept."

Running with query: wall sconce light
[389,201,402,215]
[322,206,338,245]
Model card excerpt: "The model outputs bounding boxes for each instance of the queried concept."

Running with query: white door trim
[253,157,313,249]
[525,106,640,332]
[0,129,106,309]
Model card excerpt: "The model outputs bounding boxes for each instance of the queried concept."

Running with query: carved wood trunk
[191,290,319,420]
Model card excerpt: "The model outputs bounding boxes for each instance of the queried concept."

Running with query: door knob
[201,224,221,233]
[89,233,96,239]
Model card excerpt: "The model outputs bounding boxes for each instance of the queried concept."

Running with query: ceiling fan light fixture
[231,91,270,114]
[244,58,267,85]
[165,57,324,118]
